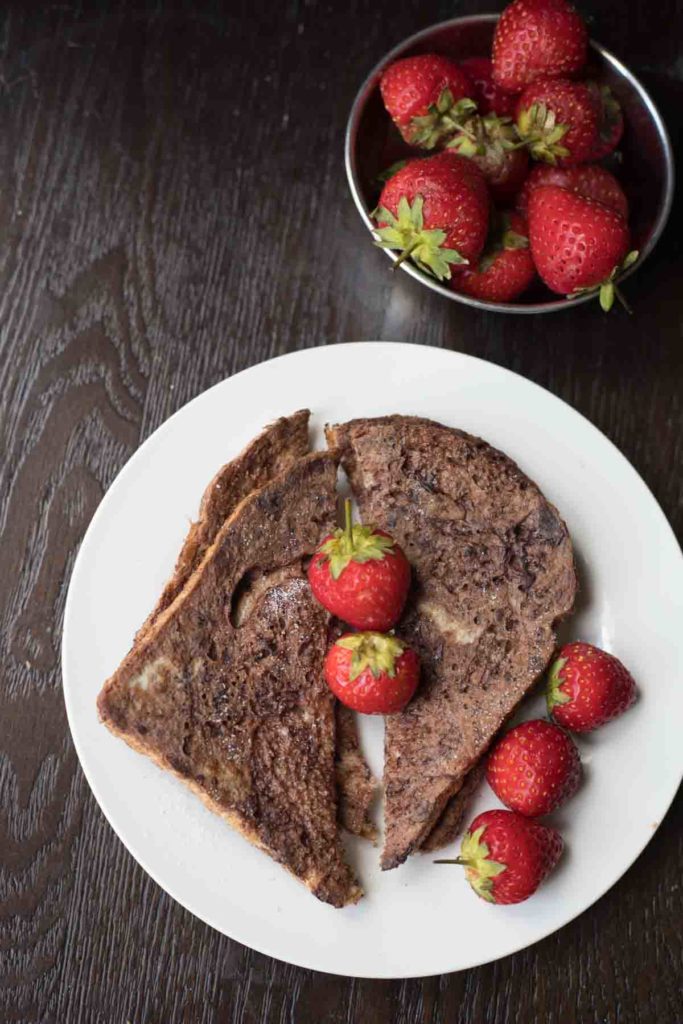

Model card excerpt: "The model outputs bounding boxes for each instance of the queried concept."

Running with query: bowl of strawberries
[345,1,674,313]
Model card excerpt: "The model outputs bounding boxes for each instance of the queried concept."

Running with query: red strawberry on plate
[448,112,529,202]
[547,641,637,732]
[492,0,588,93]
[528,184,638,310]
[324,632,420,714]
[308,499,411,631]
[487,719,581,816]
[436,809,563,904]
[516,78,599,165]
[516,162,629,219]
[587,83,624,160]
[461,56,518,117]
[451,210,535,302]
[373,151,490,280]
[380,54,476,149]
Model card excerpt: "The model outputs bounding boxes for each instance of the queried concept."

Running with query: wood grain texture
[0,0,680,1021]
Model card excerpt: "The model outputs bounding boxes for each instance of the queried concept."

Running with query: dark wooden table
[2,0,681,1020]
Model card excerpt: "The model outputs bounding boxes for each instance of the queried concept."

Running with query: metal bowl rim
[344,12,675,315]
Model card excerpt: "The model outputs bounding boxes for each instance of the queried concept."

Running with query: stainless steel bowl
[345,13,675,314]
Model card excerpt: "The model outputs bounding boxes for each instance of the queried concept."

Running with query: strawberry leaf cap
[435,826,507,903]
[318,498,395,580]
[590,83,622,146]
[377,159,409,184]
[374,195,468,281]
[570,250,639,312]
[516,102,570,164]
[546,656,571,713]
[478,212,529,272]
[409,89,477,149]
[336,631,405,682]
[599,87,622,141]
[501,227,529,251]
[448,112,522,160]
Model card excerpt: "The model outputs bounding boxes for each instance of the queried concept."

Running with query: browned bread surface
[137,409,376,842]
[327,416,576,871]
[137,410,310,639]
[335,704,377,842]
[98,450,361,907]
[420,763,485,853]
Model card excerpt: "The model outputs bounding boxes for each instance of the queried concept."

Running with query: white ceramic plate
[62,343,683,978]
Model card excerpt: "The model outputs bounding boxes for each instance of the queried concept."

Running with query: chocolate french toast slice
[327,416,576,871]
[137,410,376,841]
[98,451,362,907]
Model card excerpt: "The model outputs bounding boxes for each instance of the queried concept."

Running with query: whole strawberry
[448,112,529,202]
[461,57,518,117]
[587,83,624,160]
[373,152,490,281]
[451,211,535,302]
[487,719,581,816]
[547,641,637,732]
[528,185,638,310]
[324,632,419,714]
[380,54,476,149]
[308,499,411,630]
[516,163,629,219]
[436,809,563,904]
[492,0,588,93]
[516,78,598,165]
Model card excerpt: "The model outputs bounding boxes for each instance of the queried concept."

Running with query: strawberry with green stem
[380,54,476,149]
[308,499,411,631]
[436,809,564,904]
[528,184,638,311]
[516,78,598,165]
[547,642,637,731]
[324,632,420,714]
[373,152,489,281]
[451,210,536,302]
[448,112,529,202]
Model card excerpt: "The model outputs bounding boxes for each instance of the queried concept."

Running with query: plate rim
[62,341,683,978]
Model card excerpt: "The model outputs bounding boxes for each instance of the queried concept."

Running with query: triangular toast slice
[327,416,576,870]
[132,410,376,840]
[98,450,362,906]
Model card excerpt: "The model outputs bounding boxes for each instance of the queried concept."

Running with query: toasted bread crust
[335,704,377,842]
[420,763,485,852]
[137,410,310,640]
[328,416,576,871]
[99,450,361,907]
